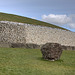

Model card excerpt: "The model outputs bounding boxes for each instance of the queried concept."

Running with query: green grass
[0,12,68,31]
[0,48,75,75]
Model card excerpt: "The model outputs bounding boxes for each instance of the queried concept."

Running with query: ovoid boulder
[41,43,63,61]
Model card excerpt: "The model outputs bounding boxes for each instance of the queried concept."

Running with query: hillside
[0,12,68,30]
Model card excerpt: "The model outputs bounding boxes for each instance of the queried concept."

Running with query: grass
[0,12,68,31]
[0,48,75,75]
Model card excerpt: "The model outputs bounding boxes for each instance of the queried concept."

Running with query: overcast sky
[0,0,75,32]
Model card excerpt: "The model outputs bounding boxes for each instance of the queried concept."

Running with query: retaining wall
[0,21,26,44]
[0,21,75,49]
[25,24,75,46]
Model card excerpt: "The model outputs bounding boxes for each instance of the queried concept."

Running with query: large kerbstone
[10,43,40,49]
[41,43,63,61]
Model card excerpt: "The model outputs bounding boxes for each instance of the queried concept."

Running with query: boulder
[41,43,62,61]
[62,45,75,50]
[10,43,40,49]
[25,43,40,49]
[10,43,26,48]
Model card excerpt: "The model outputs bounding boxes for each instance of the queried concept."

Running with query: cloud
[42,14,75,30]
[42,14,71,25]
[68,23,75,29]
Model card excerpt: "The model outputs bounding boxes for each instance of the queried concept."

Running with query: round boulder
[41,43,62,61]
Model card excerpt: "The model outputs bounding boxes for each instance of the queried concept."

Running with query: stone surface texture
[0,21,75,49]
[41,43,63,61]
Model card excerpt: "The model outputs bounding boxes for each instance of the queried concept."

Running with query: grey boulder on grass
[41,43,63,61]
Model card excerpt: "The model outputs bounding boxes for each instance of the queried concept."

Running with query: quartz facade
[0,21,75,47]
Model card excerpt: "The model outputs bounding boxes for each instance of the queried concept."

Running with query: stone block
[41,43,63,61]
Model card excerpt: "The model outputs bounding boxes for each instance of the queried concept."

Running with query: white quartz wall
[25,24,75,46]
[0,21,26,43]
[0,21,75,46]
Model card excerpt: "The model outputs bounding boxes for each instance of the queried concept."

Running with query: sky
[0,0,75,32]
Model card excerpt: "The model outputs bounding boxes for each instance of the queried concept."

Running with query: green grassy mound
[0,12,68,30]
[0,48,75,75]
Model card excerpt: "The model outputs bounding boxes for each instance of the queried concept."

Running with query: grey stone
[25,43,40,49]
[10,43,26,48]
[41,43,63,61]
[10,43,40,49]
[62,45,75,50]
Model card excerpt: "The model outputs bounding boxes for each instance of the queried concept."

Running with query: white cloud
[42,14,71,25]
[41,14,75,30]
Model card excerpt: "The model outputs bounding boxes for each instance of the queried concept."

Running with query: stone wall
[25,23,75,46]
[0,21,26,44]
[0,21,75,49]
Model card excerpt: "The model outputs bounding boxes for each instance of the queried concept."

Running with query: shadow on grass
[37,57,64,63]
